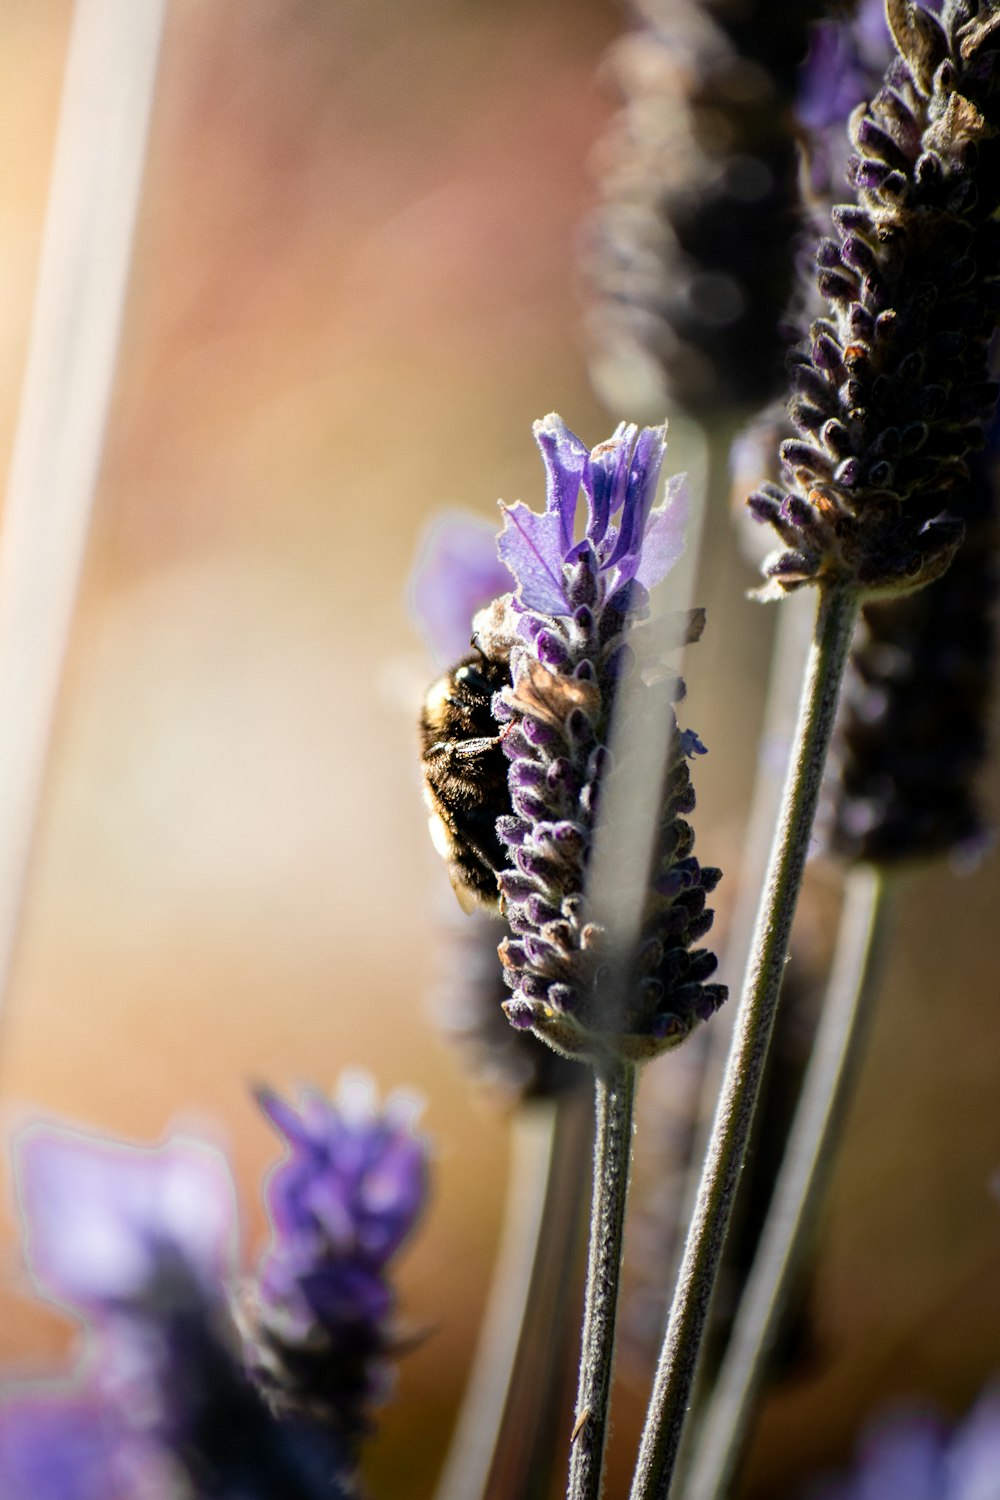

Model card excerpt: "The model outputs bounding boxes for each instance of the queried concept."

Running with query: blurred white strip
[0,0,166,1013]
[587,413,709,960]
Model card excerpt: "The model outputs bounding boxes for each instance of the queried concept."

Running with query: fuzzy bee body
[420,647,512,912]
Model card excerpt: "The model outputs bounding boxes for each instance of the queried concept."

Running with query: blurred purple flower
[11,1119,356,1500]
[409,511,514,666]
[248,1075,428,1453]
[259,1072,426,1276]
[0,1392,163,1500]
[807,1388,1000,1500]
[15,1124,235,1314]
[797,0,891,136]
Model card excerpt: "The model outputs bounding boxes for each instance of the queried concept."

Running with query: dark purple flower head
[248,1077,428,1455]
[753,0,1000,599]
[480,415,726,1064]
[805,1386,1000,1500]
[433,902,587,1102]
[822,442,998,868]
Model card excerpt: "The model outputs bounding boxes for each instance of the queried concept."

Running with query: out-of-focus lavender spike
[823,442,999,867]
[12,1123,354,1500]
[409,512,515,668]
[587,0,823,414]
[245,1078,428,1460]
[802,1382,1000,1499]
[0,1393,159,1500]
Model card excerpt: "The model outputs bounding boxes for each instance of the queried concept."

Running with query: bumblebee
[420,626,513,914]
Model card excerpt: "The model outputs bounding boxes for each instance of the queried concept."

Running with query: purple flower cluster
[481,414,725,1063]
[750,0,1000,598]
[246,1074,428,1452]
[788,1,1000,870]
[0,1081,428,1498]
[806,1386,1000,1500]
[6,1125,345,1500]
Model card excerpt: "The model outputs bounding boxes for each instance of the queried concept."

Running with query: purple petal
[852,1417,945,1500]
[0,1392,158,1500]
[409,512,514,665]
[605,425,669,573]
[497,501,569,613]
[259,1074,428,1274]
[15,1125,236,1312]
[586,422,633,545]
[256,1087,313,1149]
[532,413,589,554]
[946,1388,1000,1495]
[635,474,690,589]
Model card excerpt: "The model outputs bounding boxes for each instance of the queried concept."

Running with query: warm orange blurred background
[0,4,999,1498]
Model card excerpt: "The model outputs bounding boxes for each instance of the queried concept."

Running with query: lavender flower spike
[16,1123,237,1313]
[246,1074,429,1454]
[751,0,1000,599]
[486,414,726,1064]
[14,1121,352,1500]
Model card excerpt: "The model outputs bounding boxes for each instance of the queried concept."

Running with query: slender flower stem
[682,864,893,1500]
[630,583,860,1500]
[568,1059,637,1500]
[666,589,813,1494]
[434,1091,592,1500]
[674,589,813,1274]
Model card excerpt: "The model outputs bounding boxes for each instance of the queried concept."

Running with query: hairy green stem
[630,584,860,1500]
[682,864,892,1500]
[568,1060,637,1500]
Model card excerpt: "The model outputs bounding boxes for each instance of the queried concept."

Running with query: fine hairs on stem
[568,1061,637,1500]
[682,864,894,1500]
[631,584,860,1500]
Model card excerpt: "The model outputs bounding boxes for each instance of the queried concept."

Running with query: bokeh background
[0,2,999,1496]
